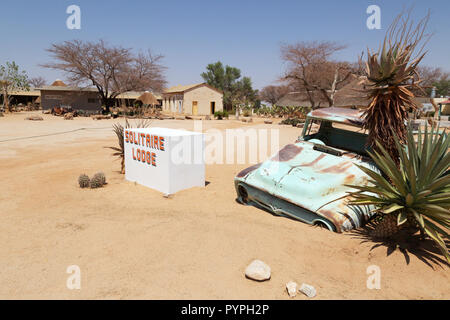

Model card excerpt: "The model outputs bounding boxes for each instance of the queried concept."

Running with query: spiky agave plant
[363,11,430,161]
[106,118,151,174]
[348,123,449,262]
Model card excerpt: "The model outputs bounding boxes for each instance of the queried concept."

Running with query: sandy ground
[0,111,448,300]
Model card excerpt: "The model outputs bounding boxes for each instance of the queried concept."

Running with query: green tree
[201,61,257,110]
[433,79,450,97]
[0,61,29,112]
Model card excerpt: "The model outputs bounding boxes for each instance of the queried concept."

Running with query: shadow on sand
[348,223,450,269]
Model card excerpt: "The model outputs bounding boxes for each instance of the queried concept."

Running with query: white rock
[299,283,316,298]
[286,281,298,297]
[245,260,271,281]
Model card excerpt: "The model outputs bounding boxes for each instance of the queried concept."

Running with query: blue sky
[0,0,449,89]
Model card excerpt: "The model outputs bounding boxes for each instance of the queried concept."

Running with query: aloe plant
[347,123,449,261]
[363,11,430,162]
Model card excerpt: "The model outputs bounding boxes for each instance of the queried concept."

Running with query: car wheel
[238,185,249,204]
[314,221,332,231]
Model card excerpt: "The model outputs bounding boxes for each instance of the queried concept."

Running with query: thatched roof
[276,91,329,107]
[276,77,430,110]
[137,91,158,105]
[333,76,370,108]
[333,75,430,109]
[50,79,67,87]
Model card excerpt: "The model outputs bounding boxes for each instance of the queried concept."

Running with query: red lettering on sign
[160,137,165,151]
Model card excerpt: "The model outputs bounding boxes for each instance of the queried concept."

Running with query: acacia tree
[281,41,355,108]
[416,66,450,97]
[43,40,166,112]
[259,85,291,105]
[201,61,257,110]
[0,61,29,112]
[28,76,47,87]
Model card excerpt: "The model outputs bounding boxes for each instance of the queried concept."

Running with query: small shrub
[90,174,104,189]
[214,111,229,120]
[280,117,304,127]
[93,172,106,185]
[78,174,90,188]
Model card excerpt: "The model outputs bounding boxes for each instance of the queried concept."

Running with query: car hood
[237,141,375,232]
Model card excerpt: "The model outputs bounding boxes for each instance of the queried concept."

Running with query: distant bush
[214,111,229,120]
[280,117,304,127]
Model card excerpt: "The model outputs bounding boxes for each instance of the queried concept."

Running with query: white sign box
[124,127,205,195]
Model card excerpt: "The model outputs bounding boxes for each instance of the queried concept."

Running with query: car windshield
[303,118,369,156]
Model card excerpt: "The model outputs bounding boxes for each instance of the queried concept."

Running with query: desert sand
[0,111,448,299]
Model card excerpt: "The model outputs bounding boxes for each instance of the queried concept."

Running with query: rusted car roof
[307,107,364,127]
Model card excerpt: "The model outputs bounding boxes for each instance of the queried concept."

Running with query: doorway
[210,101,216,115]
[192,101,198,115]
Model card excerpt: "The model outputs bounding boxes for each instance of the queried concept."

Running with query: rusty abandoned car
[234,107,377,232]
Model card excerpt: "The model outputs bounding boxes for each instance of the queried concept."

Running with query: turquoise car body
[234,107,376,232]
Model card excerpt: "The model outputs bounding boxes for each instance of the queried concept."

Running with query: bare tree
[28,76,47,88]
[259,85,291,105]
[281,41,355,108]
[42,40,166,112]
[416,65,450,96]
[417,66,448,86]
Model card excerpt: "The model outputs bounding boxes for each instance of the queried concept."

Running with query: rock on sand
[245,260,271,281]
[25,116,43,121]
[299,283,316,298]
[286,281,298,297]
